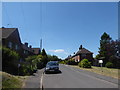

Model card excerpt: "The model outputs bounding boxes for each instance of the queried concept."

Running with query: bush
[105,62,113,68]
[67,59,78,65]
[109,55,119,68]
[2,47,19,75]
[59,60,65,64]
[78,59,91,68]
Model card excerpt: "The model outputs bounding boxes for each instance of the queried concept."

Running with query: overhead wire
[20,2,29,42]
[40,1,43,49]
[3,3,13,28]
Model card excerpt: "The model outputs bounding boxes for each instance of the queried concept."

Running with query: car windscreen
[47,62,58,66]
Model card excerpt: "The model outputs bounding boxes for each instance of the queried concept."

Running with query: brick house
[74,45,93,62]
[0,27,40,59]
[32,48,41,55]
[66,45,93,64]
[1,28,23,56]
[21,43,35,58]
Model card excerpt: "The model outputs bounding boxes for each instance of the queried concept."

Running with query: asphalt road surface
[42,64,118,88]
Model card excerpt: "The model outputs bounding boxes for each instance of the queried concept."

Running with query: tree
[41,48,48,66]
[98,32,112,65]
[41,48,47,56]
[47,55,60,61]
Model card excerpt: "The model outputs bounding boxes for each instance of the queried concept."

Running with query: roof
[32,48,40,55]
[76,48,93,55]
[22,44,34,53]
[0,28,17,38]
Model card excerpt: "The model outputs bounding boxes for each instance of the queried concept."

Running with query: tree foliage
[98,32,112,64]
[96,32,119,68]
[41,48,47,56]
[2,47,20,75]
[47,55,60,61]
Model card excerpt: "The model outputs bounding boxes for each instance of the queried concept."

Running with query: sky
[2,2,118,59]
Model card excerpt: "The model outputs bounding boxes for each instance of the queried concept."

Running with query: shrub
[2,47,19,75]
[105,62,113,68]
[109,55,118,68]
[78,59,91,68]
[67,59,78,65]
[59,60,65,64]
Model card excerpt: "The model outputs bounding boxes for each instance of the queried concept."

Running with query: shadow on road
[45,70,62,74]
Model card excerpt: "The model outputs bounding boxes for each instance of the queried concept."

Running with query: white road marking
[40,73,44,89]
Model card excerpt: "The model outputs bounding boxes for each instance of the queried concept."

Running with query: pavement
[22,69,44,89]
[22,64,119,89]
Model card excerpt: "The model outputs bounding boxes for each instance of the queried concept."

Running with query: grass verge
[1,71,27,89]
[70,65,120,79]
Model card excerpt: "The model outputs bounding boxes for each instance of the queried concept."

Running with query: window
[24,50,26,54]
[81,54,86,57]
[15,44,19,50]
[8,42,12,48]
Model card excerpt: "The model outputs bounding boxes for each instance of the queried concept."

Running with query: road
[42,64,118,88]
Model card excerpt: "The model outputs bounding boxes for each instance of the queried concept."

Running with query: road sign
[99,60,103,64]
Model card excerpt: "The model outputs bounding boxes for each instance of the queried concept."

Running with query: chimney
[79,45,82,50]
[29,45,32,48]
[73,52,75,54]
[2,27,5,28]
[24,42,28,47]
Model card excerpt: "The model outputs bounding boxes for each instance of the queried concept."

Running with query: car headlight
[46,67,50,70]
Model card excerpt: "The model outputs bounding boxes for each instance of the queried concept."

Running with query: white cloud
[49,49,65,53]
[48,49,69,55]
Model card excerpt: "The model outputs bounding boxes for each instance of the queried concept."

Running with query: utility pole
[40,39,42,53]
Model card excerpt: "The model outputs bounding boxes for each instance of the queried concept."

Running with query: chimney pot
[24,42,28,47]
[79,45,82,50]
[29,45,32,48]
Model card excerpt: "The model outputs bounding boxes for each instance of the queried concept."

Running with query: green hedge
[78,59,91,68]
[105,62,113,68]
[67,59,78,65]
[2,47,19,75]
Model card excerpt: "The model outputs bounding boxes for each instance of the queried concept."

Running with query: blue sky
[2,2,118,59]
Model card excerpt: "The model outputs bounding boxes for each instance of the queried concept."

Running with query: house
[65,55,72,61]
[1,28,23,57]
[0,27,40,59]
[21,42,35,58]
[32,48,41,55]
[66,45,93,64]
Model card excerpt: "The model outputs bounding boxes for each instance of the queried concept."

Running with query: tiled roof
[0,28,17,38]
[22,44,33,53]
[76,48,93,55]
[32,48,40,55]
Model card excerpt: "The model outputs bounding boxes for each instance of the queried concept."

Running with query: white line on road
[40,73,44,90]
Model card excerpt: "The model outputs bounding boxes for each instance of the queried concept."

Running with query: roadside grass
[70,65,120,79]
[1,71,27,89]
